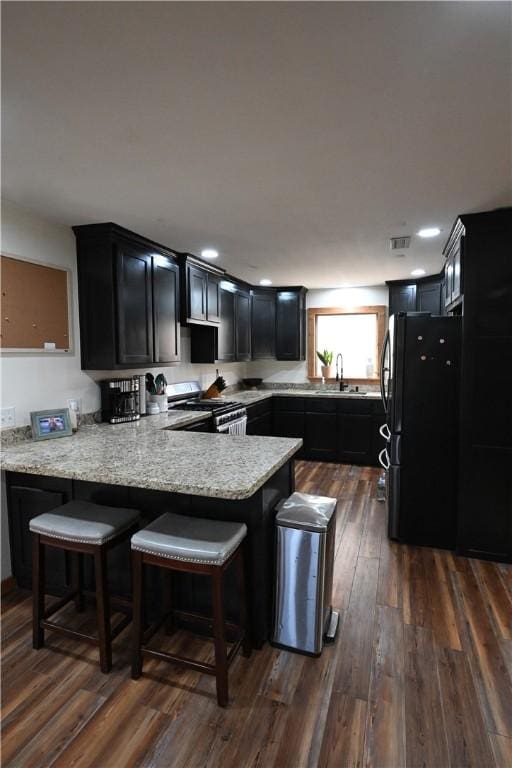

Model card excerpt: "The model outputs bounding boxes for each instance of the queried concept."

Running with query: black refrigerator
[379,312,462,549]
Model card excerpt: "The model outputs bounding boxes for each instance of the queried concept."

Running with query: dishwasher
[272,492,339,655]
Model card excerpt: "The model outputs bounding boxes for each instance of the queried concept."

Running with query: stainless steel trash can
[272,492,339,655]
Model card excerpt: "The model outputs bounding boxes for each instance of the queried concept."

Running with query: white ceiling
[2,2,511,288]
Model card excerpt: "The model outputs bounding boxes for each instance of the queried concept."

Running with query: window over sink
[307,305,386,382]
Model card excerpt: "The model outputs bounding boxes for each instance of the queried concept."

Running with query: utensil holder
[150,394,168,413]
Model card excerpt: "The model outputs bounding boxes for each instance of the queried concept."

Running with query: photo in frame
[30,408,73,441]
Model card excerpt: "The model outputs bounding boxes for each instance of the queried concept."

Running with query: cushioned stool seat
[131,513,251,706]
[30,500,140,544]
[30,500,140,673]
[131,512,247,565]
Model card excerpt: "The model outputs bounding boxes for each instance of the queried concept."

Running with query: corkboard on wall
[0,255,70,350]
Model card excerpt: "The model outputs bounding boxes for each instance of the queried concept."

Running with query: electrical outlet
[1,407,16,428]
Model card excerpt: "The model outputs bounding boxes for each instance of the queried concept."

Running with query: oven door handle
[216,415,248,435]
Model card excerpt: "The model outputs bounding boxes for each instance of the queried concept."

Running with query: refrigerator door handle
[378,448,390,470]
[379,423,391,440]
[380,329,390,412]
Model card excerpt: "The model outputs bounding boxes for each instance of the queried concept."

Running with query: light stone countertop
[0,408,302,500]
[0,387,382,500]
[231,388,382,405]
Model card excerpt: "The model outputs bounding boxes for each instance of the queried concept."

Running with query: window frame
[307,305,387,383]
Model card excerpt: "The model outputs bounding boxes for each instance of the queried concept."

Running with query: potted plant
[146,372,168,413]
[316,349,334,379]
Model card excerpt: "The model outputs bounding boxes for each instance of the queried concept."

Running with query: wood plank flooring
[2,461,512,767]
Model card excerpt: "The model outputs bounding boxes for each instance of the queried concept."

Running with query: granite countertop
[0,409,302,500]
[231,388,381,405]
[0,386,381,499]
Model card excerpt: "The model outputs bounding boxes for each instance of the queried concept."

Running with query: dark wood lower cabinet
[457,446,512,563]
[304,412,337,461]
[246,399,273,437]
[273,411,305,458]
[273,396,383,466]
[337,413,374,464]
[246,414,273,436]
[6,474,73,594]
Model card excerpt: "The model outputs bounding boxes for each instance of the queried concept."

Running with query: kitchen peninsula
[1,412,302,647]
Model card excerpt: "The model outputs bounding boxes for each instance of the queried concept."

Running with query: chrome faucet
[336,354,346,391]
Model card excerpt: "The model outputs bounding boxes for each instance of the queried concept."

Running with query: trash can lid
[276,492,337,532]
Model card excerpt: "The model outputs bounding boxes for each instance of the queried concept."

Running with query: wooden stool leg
[131,550,144,679]
[94,547,112,673]
[32,534,45,649]
[211,568,229,707]
[236,546,252,658]
[72,553,84,612]
[162,568,174,635]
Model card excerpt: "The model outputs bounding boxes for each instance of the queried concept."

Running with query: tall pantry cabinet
[448,208,512,562]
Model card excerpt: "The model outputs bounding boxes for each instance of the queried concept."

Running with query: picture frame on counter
[30,408,73,441]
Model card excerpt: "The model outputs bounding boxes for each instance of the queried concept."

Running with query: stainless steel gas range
[166,381,247,434]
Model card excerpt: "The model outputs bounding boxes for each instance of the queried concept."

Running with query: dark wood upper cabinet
[153,257,180,363]
[192,282,253,363]
[387,274,443,317]
[275,287,307,360]
[207,274,221,323]
[116,240,154,365]
[251,289,276,359]
[75,223,306,369]
[73,222,180,369]
[388,284,417,316]
[443,220,464,310]
[217,285,236,362]
[417,280,443,314]
[179,255,223,326]
[187,264,207,322]
[235,289,251,361]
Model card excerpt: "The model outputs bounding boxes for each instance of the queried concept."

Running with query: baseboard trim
[1,576,16,596]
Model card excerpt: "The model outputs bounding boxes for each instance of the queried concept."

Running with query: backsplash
[87,327,248,394]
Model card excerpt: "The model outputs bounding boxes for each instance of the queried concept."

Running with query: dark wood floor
[2,461,512,767]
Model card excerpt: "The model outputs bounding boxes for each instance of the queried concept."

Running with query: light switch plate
[1,407,16,428]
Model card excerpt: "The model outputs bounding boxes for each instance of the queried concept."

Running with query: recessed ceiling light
[417,227,441,238]
[259,278,272,286]
[411,268,426,277]
[201,248,218,259]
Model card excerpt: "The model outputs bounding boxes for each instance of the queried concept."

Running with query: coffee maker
[100,377,141,423]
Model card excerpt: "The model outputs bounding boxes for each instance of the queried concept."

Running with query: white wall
[247,285,388,383]
[1,200,100,580]
[1,200,102,427]
[306,286,388,309]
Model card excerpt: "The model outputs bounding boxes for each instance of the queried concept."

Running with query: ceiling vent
[390,236,411,250]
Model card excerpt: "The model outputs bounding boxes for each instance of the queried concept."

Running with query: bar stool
[130,513,251,707]
[30,500,140,673]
